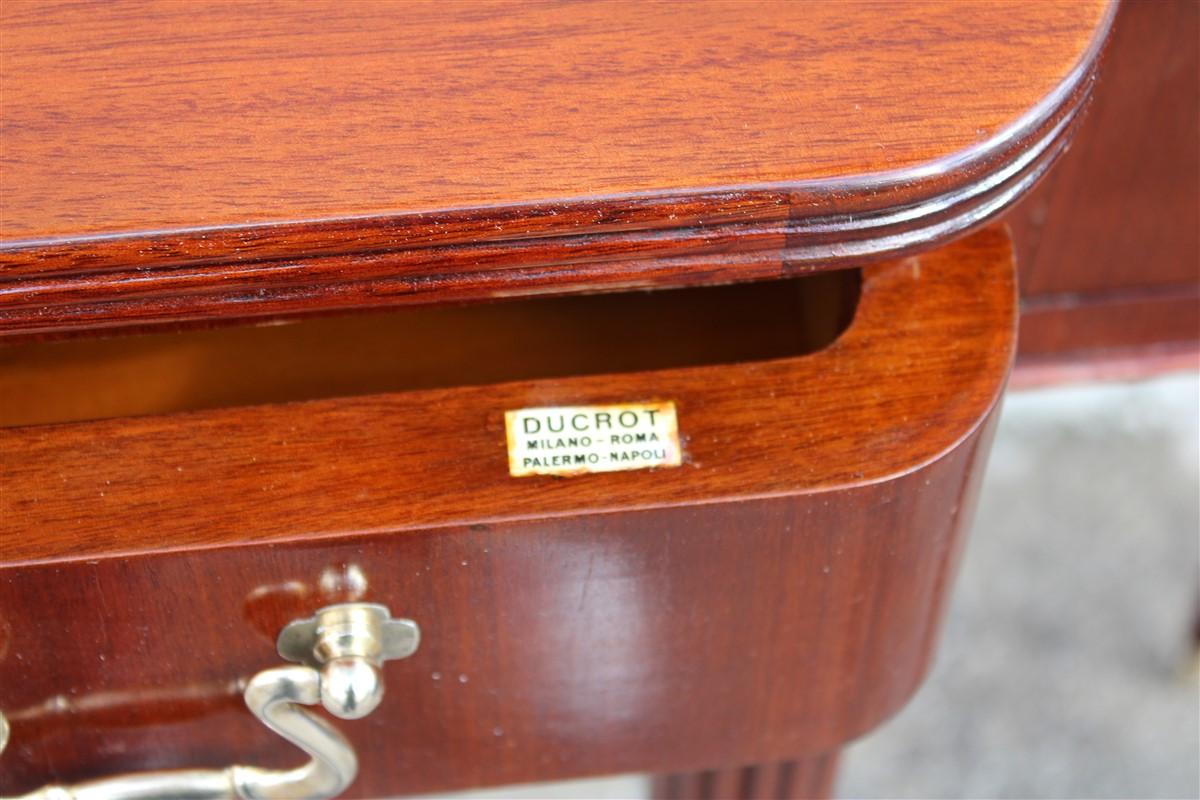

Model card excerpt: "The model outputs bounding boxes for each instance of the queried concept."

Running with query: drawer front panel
[0,229,1015,796]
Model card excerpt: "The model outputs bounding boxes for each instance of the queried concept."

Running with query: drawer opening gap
[0,270,860,427]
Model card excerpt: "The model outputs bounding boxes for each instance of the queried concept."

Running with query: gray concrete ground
[839,373,1200,800]
[418,373,1200,800]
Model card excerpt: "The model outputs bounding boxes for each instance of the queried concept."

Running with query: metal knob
[0,603,419,800]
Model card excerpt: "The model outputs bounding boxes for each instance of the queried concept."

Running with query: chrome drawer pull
[0,603,419,800]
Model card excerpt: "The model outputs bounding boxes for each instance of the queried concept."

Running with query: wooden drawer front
[0,229,1015,797]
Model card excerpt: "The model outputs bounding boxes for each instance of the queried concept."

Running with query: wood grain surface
[0,229,1013,564]
[1003,0,1200,374]
[1008,0,1199,297]
[654,755,841,800]
[1018,286,1200,361]
[0,1,1110,337]
[0,450,995,797]
[0,0,1111,240]
[1012,343,1200,390]
[0,228,1015,794]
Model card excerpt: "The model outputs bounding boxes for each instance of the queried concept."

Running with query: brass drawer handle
[0,603,419,800]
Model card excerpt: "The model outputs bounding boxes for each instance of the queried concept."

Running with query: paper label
[504,402,681,477]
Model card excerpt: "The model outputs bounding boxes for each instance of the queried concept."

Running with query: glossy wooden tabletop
[0,1,1111,337]
[2,0,1110,241]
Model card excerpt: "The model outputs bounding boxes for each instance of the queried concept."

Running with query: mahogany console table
[0,2,1192,798]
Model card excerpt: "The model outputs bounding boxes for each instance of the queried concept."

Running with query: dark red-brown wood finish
[1007,0,1200,373]
[653,755,841,800]
[0,1,1154,797]
[0,229,1015,796]
[0,1,1112,339]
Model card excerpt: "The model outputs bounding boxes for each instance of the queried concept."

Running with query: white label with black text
[504,402,681,477]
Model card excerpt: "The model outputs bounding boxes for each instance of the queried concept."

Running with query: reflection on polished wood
[0,1,1130,795]
[0,229,1014,796]
[0,1,1111,337]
